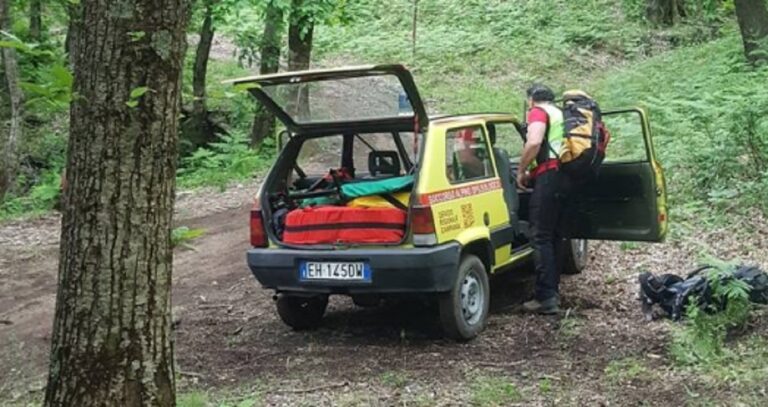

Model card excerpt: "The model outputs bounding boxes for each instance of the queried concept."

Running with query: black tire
[276,294,328,330]
[439,254,490,341]
[560,239,588,275]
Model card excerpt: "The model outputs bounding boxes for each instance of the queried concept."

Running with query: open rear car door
[566,108,668,242]
[226,64,428,135]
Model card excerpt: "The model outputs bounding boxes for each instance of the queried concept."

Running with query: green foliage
[604,357,649,384]
[0,169,61,221]
[177,131,272,189]
[316,0,719,86]
[380,371,409,389]
[171,226,206,249]
[594,33,768,220]
[621,0,733,23]
[177,387,264,407]
[21,64,73,111]
[126,86,150,108]
[177,391,210,407]
[469,374,522,406]
[538,377,552,395]
[670,261,753,366]
[181,54,255,133]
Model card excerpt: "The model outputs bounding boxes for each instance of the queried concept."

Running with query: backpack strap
[377,194,408,211]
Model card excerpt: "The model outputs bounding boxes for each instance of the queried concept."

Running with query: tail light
[411,204,437,246]
[250,199,268,247]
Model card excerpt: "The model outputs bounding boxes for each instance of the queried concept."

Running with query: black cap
[526,84,555,102]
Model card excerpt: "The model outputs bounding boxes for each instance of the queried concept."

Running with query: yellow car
[230,65,667,340]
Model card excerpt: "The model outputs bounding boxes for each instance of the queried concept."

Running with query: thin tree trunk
[65,2,78,68]
[44,0,190,405]
[287,0,313,120]
[192,1,214,116]
[646,0,680,25]
[29,0,42,41]
[411,0,418,63]
[735,0,768,65]
[250,0,283,147]
[0,0,24,201]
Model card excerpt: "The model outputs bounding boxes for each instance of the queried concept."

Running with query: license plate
[299,261,371,282]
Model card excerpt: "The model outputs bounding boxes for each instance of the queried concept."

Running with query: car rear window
[261,75,410,124]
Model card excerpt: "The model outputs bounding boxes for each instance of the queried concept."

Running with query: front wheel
[439,254,490,341]
[560,239,588,275]
[276,294,328,330]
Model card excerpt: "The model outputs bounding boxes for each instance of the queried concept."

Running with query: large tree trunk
[29,0,42,41]
[646,0,681,25]
[250,0,283,147]
[0,0,24,201]
[192,1,214,116]
[287,0,313,121]
[735,0,768,65]
[43,0,190,406]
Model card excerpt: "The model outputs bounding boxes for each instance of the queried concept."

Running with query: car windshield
[260,74,414,124]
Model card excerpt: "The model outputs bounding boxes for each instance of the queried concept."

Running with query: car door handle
[483,212,490,226]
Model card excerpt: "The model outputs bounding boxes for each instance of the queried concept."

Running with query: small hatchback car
[229,65,668,340]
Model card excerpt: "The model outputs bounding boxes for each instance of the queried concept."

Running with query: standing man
[516,84,570,314]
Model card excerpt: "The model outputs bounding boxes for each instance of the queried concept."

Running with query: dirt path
[2,185,767,405]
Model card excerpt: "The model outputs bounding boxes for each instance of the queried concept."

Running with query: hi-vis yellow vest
[537,103,564,161]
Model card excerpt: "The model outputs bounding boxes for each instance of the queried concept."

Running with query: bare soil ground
[1,183,767,406]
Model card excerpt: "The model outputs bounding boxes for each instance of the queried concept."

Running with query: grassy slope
[316,0,768,228]
[594,32,768,219]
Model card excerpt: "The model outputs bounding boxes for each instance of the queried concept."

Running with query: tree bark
[29,0,42,41]
[287,0,313,121]
[735,0,768,65]
[250,0,283,147]
[0,0,25,201]
[192,1,214,116]
[43,0,190,406]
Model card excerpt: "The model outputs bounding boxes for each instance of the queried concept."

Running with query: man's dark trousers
[529,169,572,301]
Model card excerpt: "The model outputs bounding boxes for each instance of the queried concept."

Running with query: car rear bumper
[246,243,461,294]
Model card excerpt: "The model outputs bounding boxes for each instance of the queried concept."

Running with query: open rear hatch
[227,64,428,134]
[231,65,427,247]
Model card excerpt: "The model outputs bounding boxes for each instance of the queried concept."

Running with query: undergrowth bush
[0,169,61,220]
[594,32,768,222]
[177,131,273,189]
[670,262,753,366]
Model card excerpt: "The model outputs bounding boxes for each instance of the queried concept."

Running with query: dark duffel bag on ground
[639,265,768,320]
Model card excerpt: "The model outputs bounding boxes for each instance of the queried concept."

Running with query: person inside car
[454,128,486,179]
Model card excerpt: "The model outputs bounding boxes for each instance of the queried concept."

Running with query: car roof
[429,113,521,126]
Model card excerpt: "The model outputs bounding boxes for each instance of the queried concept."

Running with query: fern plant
[177,131,272,189]
[670,261,753,366]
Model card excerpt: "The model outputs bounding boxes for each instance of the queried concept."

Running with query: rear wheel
[276,294,328,330]
[439,254,490,341]
[561,239,588,275]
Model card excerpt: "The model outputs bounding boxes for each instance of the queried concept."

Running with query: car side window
[602,111,649,163]
[488,122,524,158]
[445,126,493,183]
[296,135,343,176]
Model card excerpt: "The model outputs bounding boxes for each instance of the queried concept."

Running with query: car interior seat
[493,147,519,229]
[487,124,519,231]
[368,151,401,177]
